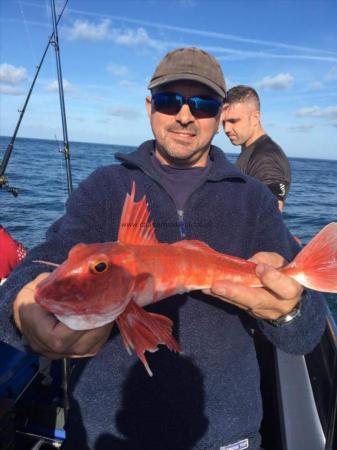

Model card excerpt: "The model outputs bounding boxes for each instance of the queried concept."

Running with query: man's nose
[223,121,231,133]
[175,104,195,124]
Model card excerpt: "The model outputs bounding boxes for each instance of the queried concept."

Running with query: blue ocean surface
[1,136,336,320]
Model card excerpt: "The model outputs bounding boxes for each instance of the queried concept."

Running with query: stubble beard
[154,121,216,166]
[156,139,211,167]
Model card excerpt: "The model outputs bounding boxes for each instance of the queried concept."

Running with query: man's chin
[227,137,238,145]
[163,149,205,167]
[166,153,195,166]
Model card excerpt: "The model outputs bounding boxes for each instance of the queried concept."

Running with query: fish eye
[89,260,109,274]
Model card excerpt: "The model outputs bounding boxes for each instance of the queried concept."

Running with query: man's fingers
[255,264,303,299]
[43,322,112,357]
[13,272,113,359]
[205,277,301,320]
[249,252,286,268]
[13,272,50,331]
[203,251,303,321]
[27,306,112,356]
[208,280,273,308]
[61,323,114,357]
[18,300,86,350]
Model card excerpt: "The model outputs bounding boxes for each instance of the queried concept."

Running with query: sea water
[1,136,336,319]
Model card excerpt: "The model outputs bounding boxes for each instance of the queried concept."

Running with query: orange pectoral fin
[116,301,181,376]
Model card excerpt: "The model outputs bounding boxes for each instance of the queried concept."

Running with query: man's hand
[13,273,113,359]
[203,252,303,321]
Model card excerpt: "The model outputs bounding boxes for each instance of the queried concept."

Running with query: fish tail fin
[116,301,181,376]
[282,222,337,293]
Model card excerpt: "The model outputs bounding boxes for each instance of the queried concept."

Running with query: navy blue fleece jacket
[0,141,327,450]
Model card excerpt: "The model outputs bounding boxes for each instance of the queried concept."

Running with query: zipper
[175,175,212,240]
[117,161,187,239]
[177,209,186,239]
[115,154,203,241]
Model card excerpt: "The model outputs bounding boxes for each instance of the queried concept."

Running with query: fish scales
[34,182,337,375]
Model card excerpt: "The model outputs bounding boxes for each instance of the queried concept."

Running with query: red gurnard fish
[35,183,337,375]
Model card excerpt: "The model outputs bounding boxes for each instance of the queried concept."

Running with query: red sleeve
[0,228,27,279]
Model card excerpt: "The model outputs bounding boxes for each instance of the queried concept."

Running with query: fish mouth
[35,275,131,322]
[35,275,89,313]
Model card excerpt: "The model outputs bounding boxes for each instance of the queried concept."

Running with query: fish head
[35,242,136,320]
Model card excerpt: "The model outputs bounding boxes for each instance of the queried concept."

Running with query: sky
[0,0,337,160]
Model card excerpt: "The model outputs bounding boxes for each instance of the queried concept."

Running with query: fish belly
[55,310,118,330]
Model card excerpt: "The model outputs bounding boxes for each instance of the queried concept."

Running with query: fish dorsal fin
[172,239,221,256]
[118,182,158,245]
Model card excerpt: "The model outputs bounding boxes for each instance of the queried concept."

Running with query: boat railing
[274,308,337,450]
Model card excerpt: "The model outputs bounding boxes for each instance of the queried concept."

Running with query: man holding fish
[0,47,333,450]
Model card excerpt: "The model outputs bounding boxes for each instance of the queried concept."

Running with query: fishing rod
[51,0,73,195]
[0,0,69,197]
[50,0,73,424]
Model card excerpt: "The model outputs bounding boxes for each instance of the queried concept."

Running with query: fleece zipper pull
[177,209,186,239]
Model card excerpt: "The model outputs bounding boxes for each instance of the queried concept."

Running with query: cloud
[110,27,163,50]
[59,12,337,62]
[69,9,337,56]
[118,80,136,88]
[63,19,163,50]
[0,63,27,84]
[109,106,142,119]
[256,73,293,90]
[295,106,337,119]
[0,85,24,95]
[177,0,197,6]
[107,64,129,77]
[307,81,324,91]
[9,4,337,62]
[45,79,75,92]
[213,47,337,63]
[289,124,315,133]
[325,66,337,81]
[63,18,111,41]
[112,27,146,46]
[70,116,86,123]
[224,77,237,89]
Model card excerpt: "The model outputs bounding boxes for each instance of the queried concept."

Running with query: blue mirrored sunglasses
[152,92,222,118]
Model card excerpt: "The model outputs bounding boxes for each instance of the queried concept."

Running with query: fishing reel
[0,175,18,197]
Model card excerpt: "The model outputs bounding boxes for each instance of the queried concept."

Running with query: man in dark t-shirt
[222,85,291,211]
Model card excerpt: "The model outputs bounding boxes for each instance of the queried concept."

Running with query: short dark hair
[225,85,260,110]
